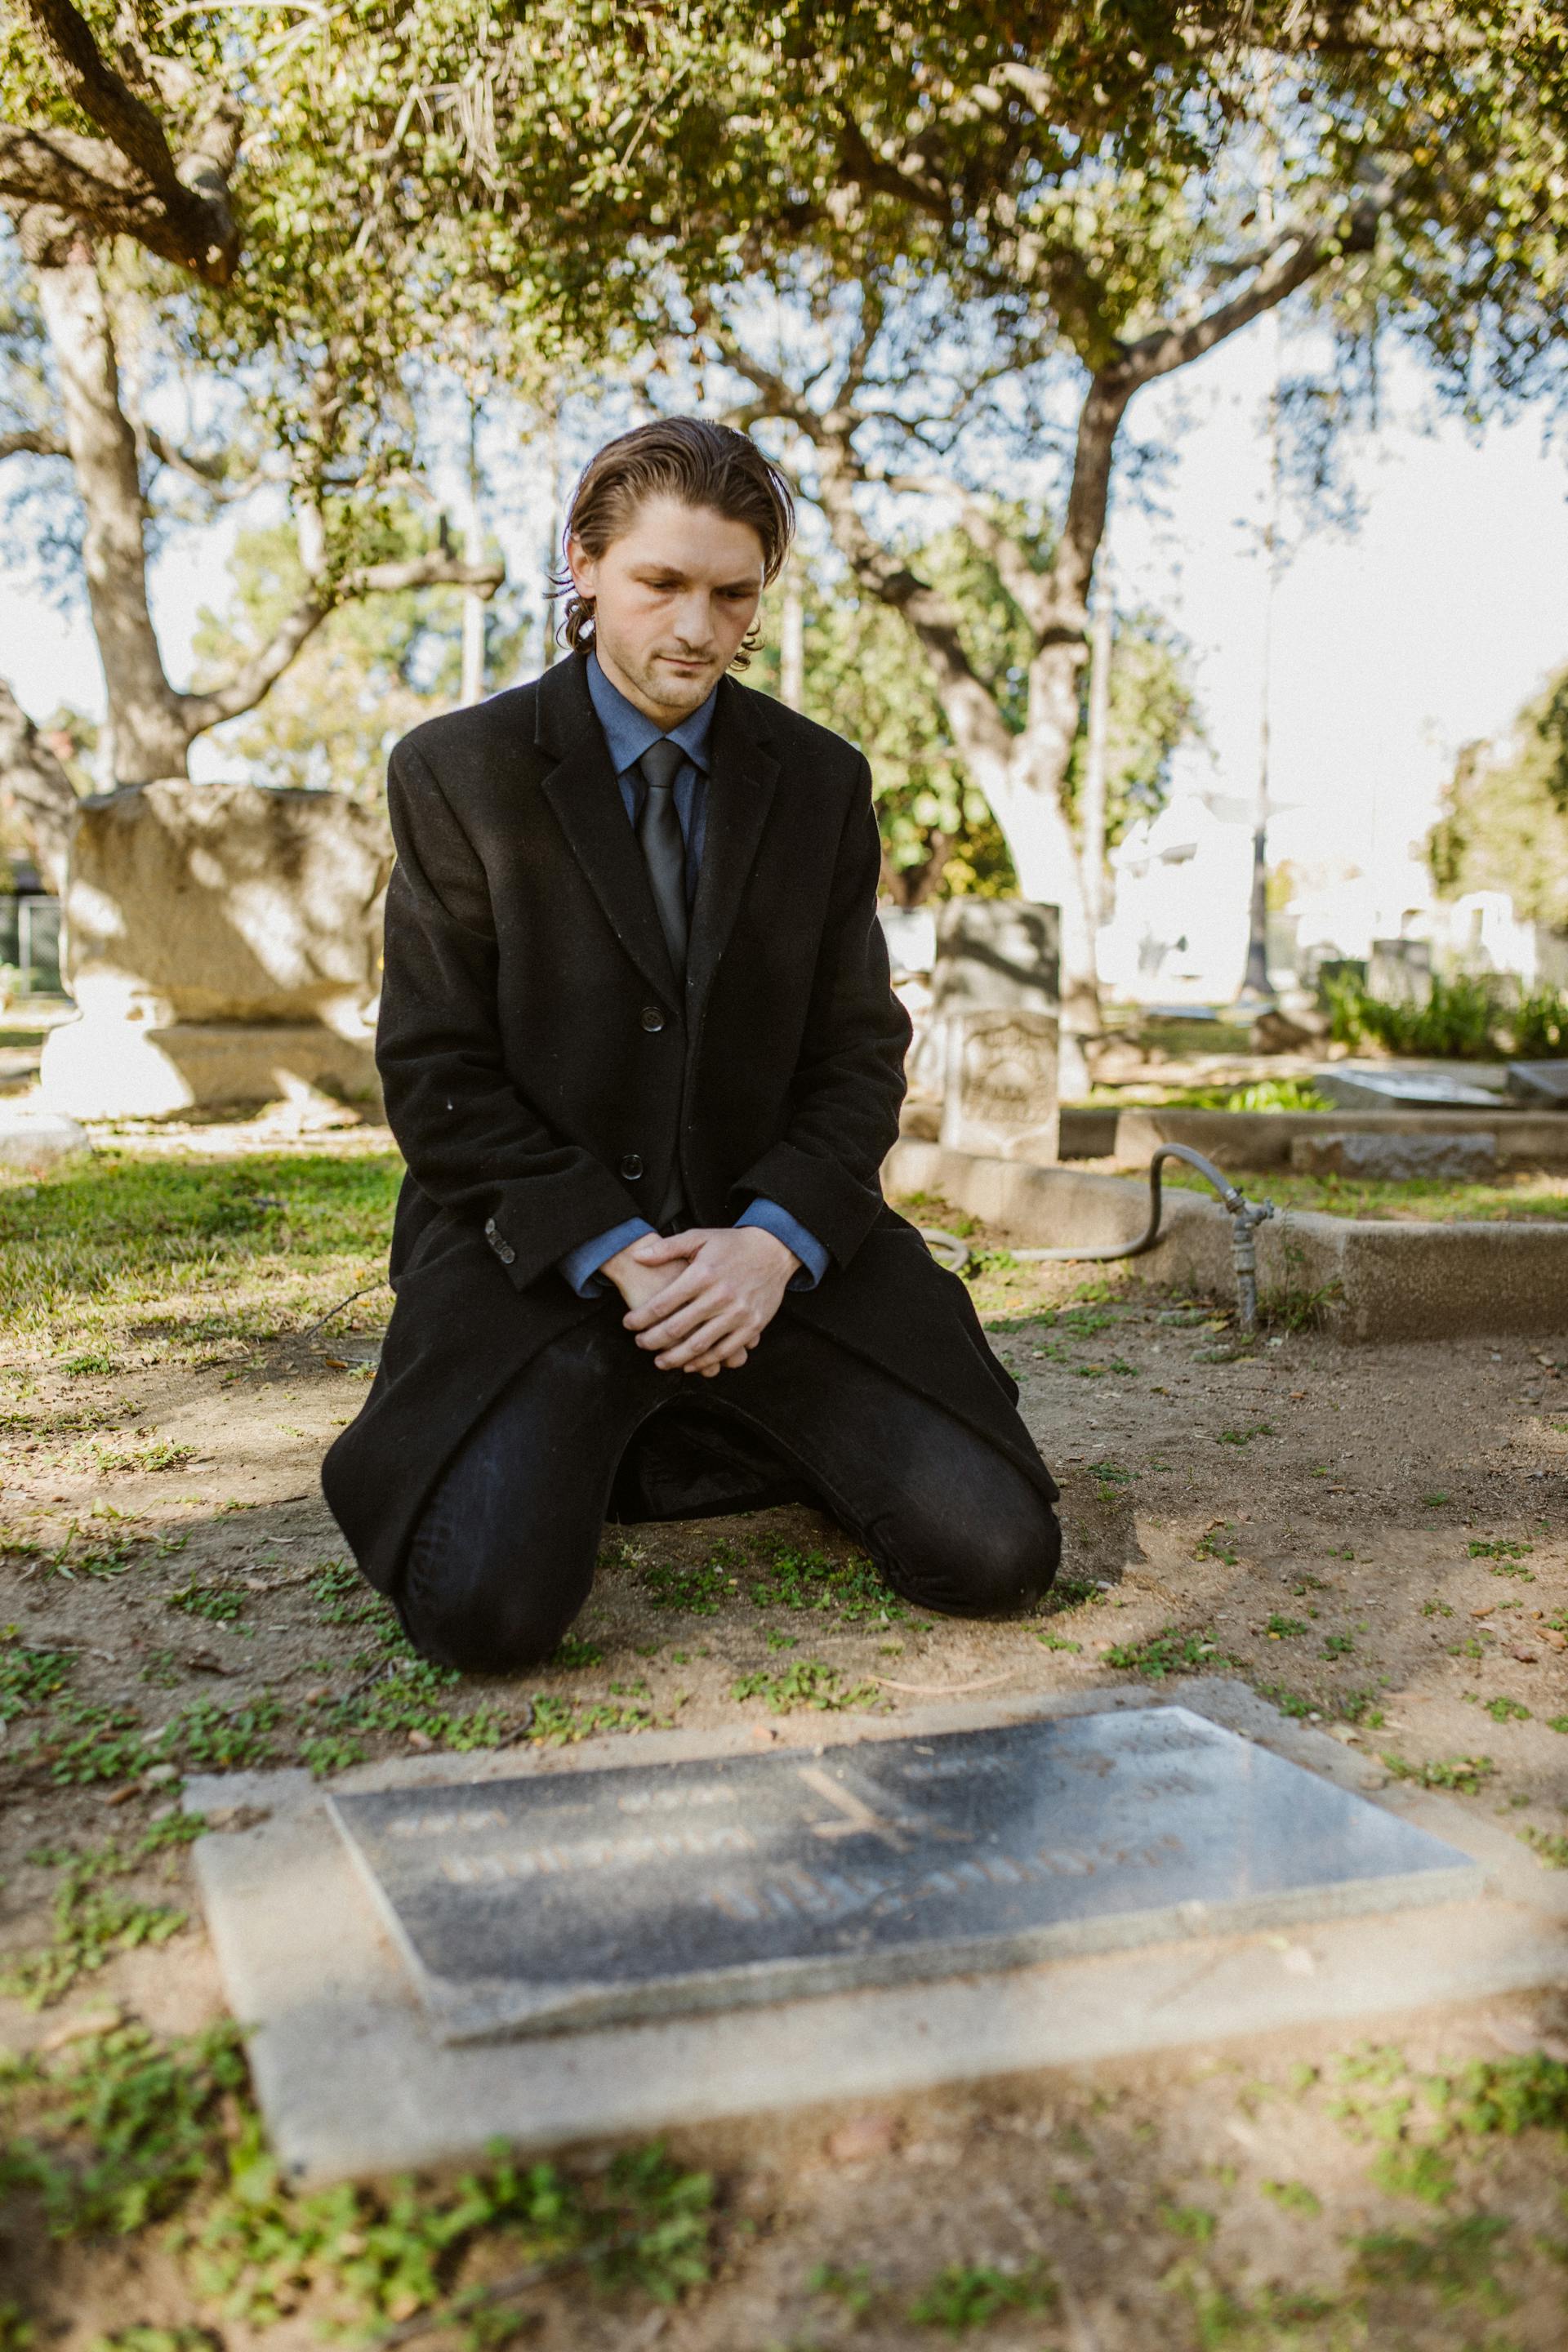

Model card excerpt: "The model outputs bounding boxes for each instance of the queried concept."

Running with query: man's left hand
[620,1226,799,1376]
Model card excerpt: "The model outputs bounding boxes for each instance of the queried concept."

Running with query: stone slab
[1289,1130,1498,1182]
[180,1684,1568,2189]
[39,1019,381,1120]
[1105,1106,1568,1174]
[1317,1066,1504,1111]
[0,1107,89,1172]
[1508,1060,1568,1107]
[327,1708,1477,2046]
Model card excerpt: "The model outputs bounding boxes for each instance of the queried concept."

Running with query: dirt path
[2,1138,1567,2346]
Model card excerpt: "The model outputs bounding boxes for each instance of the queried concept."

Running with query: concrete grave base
[187,1682,1566,2189]
[39,1017,381,1119]
[0,1107,90,1172]
[883,1137,1568,1341]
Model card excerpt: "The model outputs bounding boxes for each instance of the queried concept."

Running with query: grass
[1102,1626,1235,1679]
[0,1150,399,1358]
[0,2020,714,2329]
[1380,1752,1495,1794]
[0,1819,199,2009]
[730,1660,880,1713]
[634,1534,915,1628]
[1168,1164,1568,1226]
[906,2260,1057,2333]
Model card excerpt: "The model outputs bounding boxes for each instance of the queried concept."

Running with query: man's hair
[556,418,794,667]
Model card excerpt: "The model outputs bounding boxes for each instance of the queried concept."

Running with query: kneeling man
[323,418,1061,1669]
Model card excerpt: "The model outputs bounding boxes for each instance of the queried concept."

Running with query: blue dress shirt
[556,651,830,1300]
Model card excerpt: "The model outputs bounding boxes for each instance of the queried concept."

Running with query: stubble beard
[601,632,724,724]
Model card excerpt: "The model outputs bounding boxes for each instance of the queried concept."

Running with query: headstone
[38,780,391,1119]
[1311,956,1366,1006]
[1507,1061,1568,1108]
[878,906,937,978]
[1316,1066,1503,1112]
[0,1107,90,1173]
[929,901,1061,1158]
[1367,938,1433,1007]
[939,1009,1060,1159]
[327,1707,1476,2046]
[1290,1131,1498,1182]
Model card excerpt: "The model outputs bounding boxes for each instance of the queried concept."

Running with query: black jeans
[400,1302,1060,1673]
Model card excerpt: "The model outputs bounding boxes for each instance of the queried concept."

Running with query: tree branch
[177,553,506,735]
[1118,200,1382,390]
[140,423,269,501]
[0,424,68,461]
[1,0,241,283]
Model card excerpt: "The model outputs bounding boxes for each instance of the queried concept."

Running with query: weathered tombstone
[39,781,392,1119]
[929,900,1061,1159]
[325,1708,1475,2044]
[1367,938,1432,1007]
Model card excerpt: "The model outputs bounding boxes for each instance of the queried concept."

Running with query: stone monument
[929,900,1061,1160]
[39,781,392,1119]
[1367,938,1433,1008]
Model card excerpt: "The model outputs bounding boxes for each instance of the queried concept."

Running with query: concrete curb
[882,1137,1568,1342]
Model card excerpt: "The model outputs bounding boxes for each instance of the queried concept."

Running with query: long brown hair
[555,418,794,668]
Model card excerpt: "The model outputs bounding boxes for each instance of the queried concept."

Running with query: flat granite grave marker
[327,1707,1475,2045]
[1507,1059,1568,1107]
[1317,1065,1504,1112]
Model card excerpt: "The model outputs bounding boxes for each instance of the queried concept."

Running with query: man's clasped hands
[602,1226,801,1378]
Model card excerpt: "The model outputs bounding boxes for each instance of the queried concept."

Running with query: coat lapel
[534,653,781,1026]
[685,675,780,1027]
[534,653,681,1004]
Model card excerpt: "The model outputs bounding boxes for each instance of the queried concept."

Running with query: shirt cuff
[736,1197,830,1291]
[558,1217,656,1298]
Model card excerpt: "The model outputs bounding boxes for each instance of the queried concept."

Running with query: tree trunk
[0,675,79,892]
[1080,576,1113,936]
[31,228,189,781]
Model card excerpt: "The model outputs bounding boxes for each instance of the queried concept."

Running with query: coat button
[640,1004,666,1032]
[483,1214,516,1266]
[620,1152,644,1180]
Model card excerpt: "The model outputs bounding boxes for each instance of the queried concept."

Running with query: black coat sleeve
[376,736,645,1290]
[726,755,911,1268]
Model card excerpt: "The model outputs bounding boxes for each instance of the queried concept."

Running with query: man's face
[567,493,765,725]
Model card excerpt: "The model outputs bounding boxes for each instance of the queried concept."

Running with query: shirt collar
[586,647,716,776]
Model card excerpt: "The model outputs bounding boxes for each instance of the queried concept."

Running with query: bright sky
[1111,327,1568,912]
[5,324,1567,918]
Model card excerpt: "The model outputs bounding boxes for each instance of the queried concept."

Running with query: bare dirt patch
[3,1127,1567,2347]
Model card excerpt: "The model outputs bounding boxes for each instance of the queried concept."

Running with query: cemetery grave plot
[323,1708,1477,2042]
[0,1126,1565,2348]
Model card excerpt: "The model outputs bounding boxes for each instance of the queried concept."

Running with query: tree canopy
[1431,674,1568,929]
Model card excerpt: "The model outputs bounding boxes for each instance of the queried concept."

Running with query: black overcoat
[322,648,1058,1593]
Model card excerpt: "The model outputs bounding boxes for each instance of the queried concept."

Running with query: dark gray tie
[636,737,688,976]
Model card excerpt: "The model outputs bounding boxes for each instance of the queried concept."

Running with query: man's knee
[397,1544,587,1677]
[887,1491,1061,1619]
